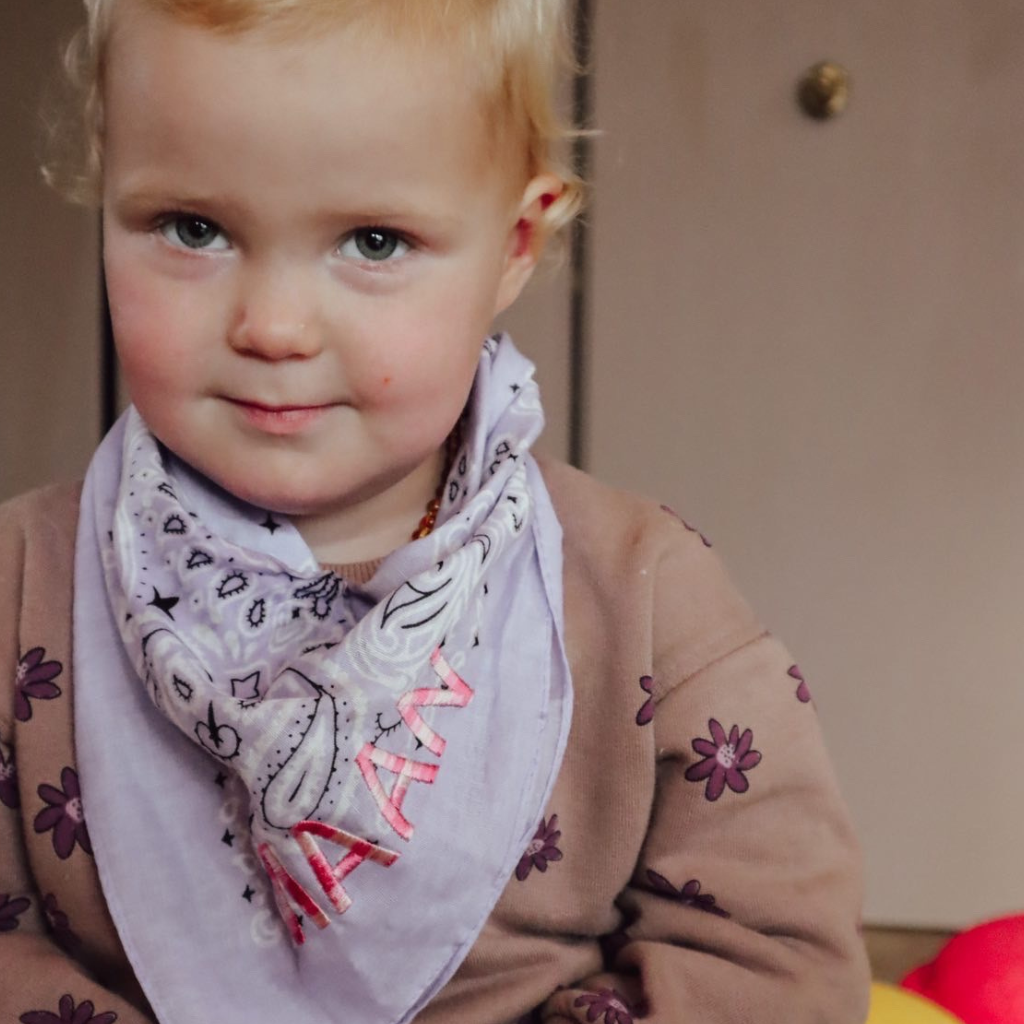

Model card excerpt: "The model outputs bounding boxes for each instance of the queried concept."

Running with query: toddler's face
[101,1,545,547]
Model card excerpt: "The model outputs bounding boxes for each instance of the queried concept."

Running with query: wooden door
[587,0,1024,928]
[0,2,100,503]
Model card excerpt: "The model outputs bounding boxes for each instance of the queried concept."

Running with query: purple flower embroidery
[789,664,812,703]
[573,989,634,1024]
[515,814,562,880]
[684,719,762,801]
[0,892,31,932]
[660,505,712,547]
[42,893,81,951]
[646,869,730,918]
[14,648,63,722]
[635,675,654,726]
[0,742,18,810]
[19,995,118,1024]
[34,768,92,859]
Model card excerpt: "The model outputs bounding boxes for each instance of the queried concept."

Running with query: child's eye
[158,215,229,251]
[339,228,410,263]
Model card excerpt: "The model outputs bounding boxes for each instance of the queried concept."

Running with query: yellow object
[866,983,964,1024]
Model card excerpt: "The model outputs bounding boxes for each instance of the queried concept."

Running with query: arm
[0,488,157,1024]
[0,801,155,1024]
[539,521,870,1023]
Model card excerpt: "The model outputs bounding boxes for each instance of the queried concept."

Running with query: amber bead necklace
[411,422,463,541]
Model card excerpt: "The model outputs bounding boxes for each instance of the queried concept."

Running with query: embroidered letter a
[258,824,398,944]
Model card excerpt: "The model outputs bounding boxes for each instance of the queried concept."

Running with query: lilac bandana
[74,336,572,1024]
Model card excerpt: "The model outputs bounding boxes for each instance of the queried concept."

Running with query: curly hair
[44,0,584,234]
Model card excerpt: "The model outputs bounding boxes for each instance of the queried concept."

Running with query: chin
[246,487,338,519]
[201,467,334,518]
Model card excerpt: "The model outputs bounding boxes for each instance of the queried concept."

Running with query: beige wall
[0,2,100,503]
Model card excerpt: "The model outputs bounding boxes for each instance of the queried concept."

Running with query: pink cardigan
[0,458,870,1023]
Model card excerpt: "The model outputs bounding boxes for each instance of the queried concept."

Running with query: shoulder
[535,453,677,560]
[535,455,764,693]
[535,452,723,581]
[0,482,81,568]
[0,484,80,735]
[0,481,81,525]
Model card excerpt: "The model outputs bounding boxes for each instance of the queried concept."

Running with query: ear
[493,173,564,315]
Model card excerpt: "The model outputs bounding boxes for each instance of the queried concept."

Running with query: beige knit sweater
[0,458,870,1023]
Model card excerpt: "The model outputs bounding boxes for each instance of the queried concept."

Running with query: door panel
[0,2,100,503]
[588,0,1024,927]
[498,262,573,462]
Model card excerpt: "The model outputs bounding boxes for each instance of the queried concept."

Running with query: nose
[227,263,323,361]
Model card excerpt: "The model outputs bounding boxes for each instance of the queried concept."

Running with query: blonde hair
[45,0,584,234]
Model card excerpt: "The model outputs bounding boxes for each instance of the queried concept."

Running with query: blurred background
[5,0,1024,981]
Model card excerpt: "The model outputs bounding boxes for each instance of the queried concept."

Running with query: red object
[903,914,1024,1024]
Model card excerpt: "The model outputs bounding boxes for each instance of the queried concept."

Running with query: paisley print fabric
[73,336,573,1024]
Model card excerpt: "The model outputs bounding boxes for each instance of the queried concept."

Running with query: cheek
[379,368,479,456]
[363,363,454,415]
[363,322,481,409]
[105,260,202,391]
[354,342,478,452]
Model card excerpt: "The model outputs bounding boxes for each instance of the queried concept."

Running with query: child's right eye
[158,215,230,251]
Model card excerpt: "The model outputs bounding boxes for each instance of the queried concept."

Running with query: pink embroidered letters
[260,647,474,942]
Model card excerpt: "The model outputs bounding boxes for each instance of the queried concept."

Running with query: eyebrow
[109,185,465,234]
[109,185,249,218]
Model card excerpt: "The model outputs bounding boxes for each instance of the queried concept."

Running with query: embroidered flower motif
[789,664,812,703]
[19,994,118,1024]
[646,869,731,918]
[684,719,762,801]
[0,892,31,932]
[34,768,92,859]
[0,742,19,809]
[14,648,63,722]
[573,988,634,1024]
[515,814,562,880]
[42,893,81,950]
[635,675,655,726]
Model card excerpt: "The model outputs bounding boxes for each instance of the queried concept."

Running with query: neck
[293,449,445,565]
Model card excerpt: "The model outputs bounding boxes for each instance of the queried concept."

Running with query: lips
[226,397,336,436]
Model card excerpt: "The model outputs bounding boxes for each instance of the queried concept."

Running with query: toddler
[0,1,871,1021]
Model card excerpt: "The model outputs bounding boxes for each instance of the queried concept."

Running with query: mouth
[225,397,336,436]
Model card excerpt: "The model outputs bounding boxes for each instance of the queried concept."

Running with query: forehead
[102,1,513,211]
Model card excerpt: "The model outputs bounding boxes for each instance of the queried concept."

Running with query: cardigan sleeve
[536,518,871,1024]
[0,488,157,1024]
[0,737,156,1024]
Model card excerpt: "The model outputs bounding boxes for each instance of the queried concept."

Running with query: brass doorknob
[797,61,850,120]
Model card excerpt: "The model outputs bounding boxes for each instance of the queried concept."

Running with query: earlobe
[494,173,565,315]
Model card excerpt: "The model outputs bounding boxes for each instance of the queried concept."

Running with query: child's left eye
[338,228,411,263]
